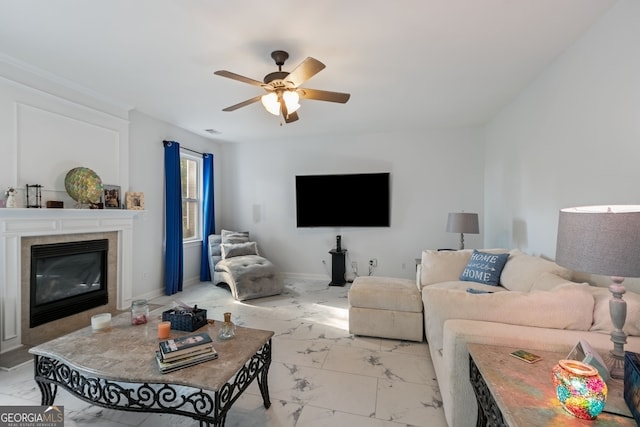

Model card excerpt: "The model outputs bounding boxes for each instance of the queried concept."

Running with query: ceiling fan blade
[214,70,265,87]
[221,95,262,112]
[284,57,326,88]
[298,88,351,103]
[278,96,299,123]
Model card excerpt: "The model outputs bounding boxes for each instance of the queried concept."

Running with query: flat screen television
[295,172,390,227]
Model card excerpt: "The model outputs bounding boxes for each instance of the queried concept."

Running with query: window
[180,152,202,242]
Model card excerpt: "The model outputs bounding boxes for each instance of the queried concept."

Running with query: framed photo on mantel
[126,192,144,210]
[103,185,121,209]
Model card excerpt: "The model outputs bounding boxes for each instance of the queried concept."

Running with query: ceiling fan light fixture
[283,90,300,114]
[215,50,350,123]
[261,93,280,115]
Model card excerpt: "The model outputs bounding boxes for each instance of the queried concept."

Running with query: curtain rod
[162,140,205,156]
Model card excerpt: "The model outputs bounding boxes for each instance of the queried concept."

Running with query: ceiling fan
[214,50,350,124]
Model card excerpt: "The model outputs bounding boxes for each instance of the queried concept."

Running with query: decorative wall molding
[0,56,131,210]
[16,102,122,194]
[0,52,132,120]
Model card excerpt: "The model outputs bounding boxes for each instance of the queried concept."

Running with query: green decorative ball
[64,167,103,204]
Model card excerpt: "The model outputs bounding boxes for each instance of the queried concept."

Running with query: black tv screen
[295,173,390,227]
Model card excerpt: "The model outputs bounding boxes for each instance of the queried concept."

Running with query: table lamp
[446,212,479,250]
[555,205,640,379]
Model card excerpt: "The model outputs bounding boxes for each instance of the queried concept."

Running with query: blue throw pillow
[459,250,509,286]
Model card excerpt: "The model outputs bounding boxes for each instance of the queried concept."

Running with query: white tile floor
[0,277,447,427]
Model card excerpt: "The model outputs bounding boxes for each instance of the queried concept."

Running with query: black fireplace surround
[30,239,108,327]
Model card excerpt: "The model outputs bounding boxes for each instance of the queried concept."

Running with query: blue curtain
[163,140,183,295]
[200,153,216,281]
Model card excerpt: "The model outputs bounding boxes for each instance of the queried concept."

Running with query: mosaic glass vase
[64,167,103,206]
[552,359,607,419]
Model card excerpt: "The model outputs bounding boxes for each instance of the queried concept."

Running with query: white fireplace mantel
[0,208,143,353]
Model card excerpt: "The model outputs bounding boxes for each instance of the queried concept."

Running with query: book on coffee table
[159,332,213,361]
[155,349,218,374]
[160,345,214,362]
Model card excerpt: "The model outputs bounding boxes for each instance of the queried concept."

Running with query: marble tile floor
[0,277,447,427]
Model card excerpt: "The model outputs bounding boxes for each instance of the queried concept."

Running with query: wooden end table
[468,343,636,427]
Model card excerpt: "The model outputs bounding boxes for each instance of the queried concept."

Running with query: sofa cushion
[422,282,595,353]
[459,250,509,286]
[588,286,640,337]
[420,249,508,289]
[531,272,573,291]
[500,249,572,292]
[221,229,250,244]
[221,241,259,259]
[420,249,473,287]
[428,281,509,293]
[349,276,423,313]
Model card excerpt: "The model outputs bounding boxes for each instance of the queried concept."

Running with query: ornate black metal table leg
[33,355,58,405]
[257,339,272,409]
[209,338,274,425]
[476,404,487,427]
[469,355,506,427]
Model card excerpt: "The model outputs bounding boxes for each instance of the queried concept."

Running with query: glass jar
[131,299,149,325]
[219,312,235,340]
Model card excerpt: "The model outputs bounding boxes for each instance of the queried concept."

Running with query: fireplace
[1,209,139,353]
[30,239,109,328]
[20,231,120,348]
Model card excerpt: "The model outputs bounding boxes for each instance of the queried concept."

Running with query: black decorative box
[624,351,640,424]
[162,306,207,332]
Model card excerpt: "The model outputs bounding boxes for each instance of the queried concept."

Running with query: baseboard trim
[0,345,32,371]
[280,272,331,282]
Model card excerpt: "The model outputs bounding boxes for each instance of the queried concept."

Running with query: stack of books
[156,332,218,373]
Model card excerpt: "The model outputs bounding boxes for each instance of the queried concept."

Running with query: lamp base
[604,351,625,380]
[607,276,628,380]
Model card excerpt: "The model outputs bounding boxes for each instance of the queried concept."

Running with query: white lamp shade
[261,93,280,115]
[282,90,300,113]
[556,205,640,278]
[446,212,479,234]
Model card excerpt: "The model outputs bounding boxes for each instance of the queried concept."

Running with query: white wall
[5,0,635,294]
[220,127,485,280]
[0,64,222,301]
[128,111,222,299]
[0,75,129,207]
[484,0,640,290]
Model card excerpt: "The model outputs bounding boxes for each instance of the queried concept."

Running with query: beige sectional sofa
[419,249,640,427]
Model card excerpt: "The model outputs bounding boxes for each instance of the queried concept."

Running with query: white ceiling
[0,0,616,143]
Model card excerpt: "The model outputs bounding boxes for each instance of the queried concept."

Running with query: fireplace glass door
[30,239,109,327]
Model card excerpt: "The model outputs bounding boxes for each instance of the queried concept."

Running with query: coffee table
[468,343,636,427]
[29,310,274,427]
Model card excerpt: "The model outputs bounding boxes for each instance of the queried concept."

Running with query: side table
[468,343,635,427]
